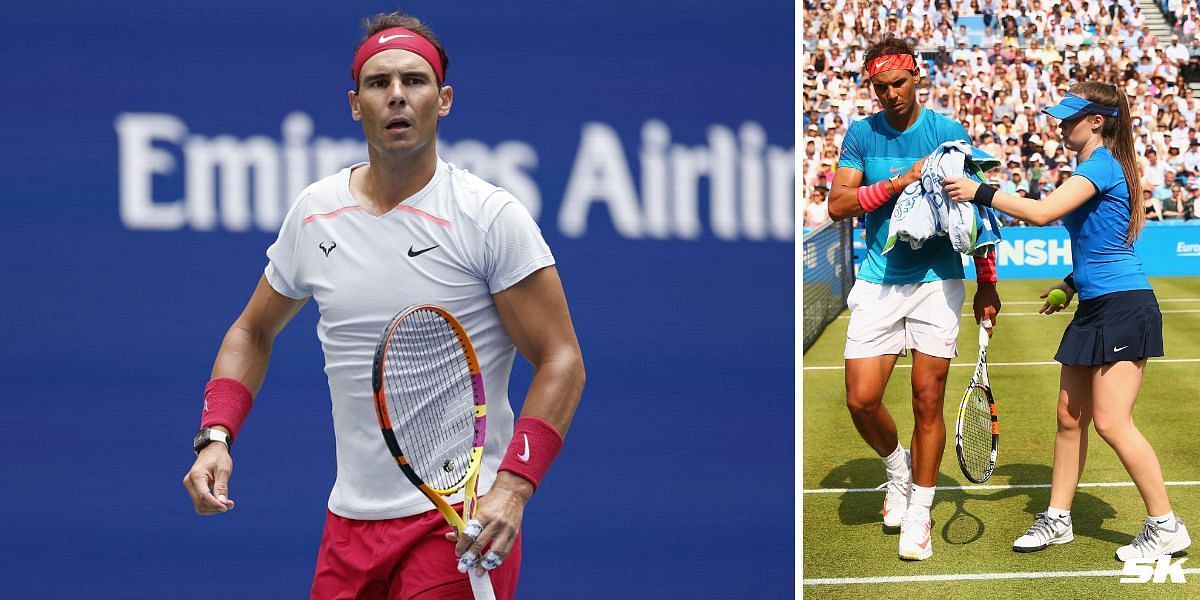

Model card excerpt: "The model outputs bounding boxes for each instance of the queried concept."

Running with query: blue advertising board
[853,223,1200,279]
[0,2,794,598]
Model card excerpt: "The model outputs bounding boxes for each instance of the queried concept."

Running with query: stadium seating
[802,0,1200,226]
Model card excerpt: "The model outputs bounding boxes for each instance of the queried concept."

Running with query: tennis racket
[372,304,496,600]
[954,320,999,484]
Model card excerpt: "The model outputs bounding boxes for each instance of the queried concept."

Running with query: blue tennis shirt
[838,108,971,284]
[1064,146,1152,300]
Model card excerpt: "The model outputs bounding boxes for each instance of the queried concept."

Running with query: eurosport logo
[113,112,795,242]
[1119,556,1187,584]
[1177,242,1200,257]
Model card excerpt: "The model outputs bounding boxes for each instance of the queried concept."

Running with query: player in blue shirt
[945,81,1191,561]
[828,36,1002,561]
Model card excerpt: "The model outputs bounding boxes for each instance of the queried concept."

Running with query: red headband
[352,27,445,85]
[866,54,917,78]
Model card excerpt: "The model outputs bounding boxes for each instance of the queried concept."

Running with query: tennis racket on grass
[372,304,495,600]
[954,320,999,484]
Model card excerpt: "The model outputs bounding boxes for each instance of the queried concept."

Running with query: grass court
[802,277,1200,599]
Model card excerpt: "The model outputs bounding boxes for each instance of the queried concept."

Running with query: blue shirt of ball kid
[1064,146,1152,300]
[838,107,972,284]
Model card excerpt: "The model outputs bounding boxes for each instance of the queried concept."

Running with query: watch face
[194,429,211,449]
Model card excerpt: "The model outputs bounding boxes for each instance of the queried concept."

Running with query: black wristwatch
[193,428,231,455]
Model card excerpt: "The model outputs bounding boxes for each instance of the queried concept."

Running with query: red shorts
[310,508,522,600]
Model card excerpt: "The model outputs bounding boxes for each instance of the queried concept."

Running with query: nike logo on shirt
[407,245,439,257]
[1113,345,1129,352]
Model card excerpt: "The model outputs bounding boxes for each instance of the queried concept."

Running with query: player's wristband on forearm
[972,183,997,207]
[200,378,254,441]
[973,253,998,283]
[498,416,564,491]
[1063,274,1076,291]
[856,179,895,212]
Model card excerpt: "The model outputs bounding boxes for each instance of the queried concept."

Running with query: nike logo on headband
[379,33,413,43]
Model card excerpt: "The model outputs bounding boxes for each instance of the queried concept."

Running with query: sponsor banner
[852,223,1200,278]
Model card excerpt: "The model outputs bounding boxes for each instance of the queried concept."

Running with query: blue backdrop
[0,2,794,598]
[853,223,1200,279]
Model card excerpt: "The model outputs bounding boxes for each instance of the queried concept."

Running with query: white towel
[883,141,1001,257]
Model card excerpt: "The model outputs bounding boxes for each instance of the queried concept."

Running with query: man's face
[349,50,452,158]
[870,69,919,117]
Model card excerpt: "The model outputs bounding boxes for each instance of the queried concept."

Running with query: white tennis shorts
[844,279,966,359]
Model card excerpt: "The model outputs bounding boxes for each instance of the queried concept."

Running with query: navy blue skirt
[1055,289,1164,366]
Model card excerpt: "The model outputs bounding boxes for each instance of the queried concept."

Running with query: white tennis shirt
[264,158,555,519]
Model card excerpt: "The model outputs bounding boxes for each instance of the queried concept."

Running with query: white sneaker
[1012,512,1074,553]
[1116,517,1192,562]
[882,450,911,528]
[898,510,933,561]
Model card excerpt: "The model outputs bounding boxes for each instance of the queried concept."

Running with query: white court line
[802,358,1200,371]
[836,309,1200,319]
[803,480,1200,495]
[803,569,1200,585]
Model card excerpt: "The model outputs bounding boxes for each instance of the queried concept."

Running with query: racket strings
[383,310,476,492]
[960,388,993,477]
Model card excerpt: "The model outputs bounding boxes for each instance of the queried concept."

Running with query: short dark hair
[354,12,450,85]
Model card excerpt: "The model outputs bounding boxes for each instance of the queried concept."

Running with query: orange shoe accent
[916,523,932,549]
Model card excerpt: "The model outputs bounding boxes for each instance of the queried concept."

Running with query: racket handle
[469,570,497,600]
[978,320,992,349]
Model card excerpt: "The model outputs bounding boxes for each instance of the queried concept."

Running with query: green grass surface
[802,277,1200,599]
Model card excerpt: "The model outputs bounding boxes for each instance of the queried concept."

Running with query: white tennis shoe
[882,450,911,528]
[898,510,933,561]
[1012,512,1074,552]
[1116,517,1191,562]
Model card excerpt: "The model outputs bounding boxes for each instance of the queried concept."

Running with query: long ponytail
[1070,81,1144,245]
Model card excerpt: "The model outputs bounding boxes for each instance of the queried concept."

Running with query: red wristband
[857,179,894,212]
[498,416,564,491]
[200,378,254,441]
[973,253,998,284]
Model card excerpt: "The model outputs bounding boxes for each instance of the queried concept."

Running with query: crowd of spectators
[802,0,1200,229]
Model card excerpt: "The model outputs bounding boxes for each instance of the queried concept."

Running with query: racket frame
[372,304,489,529]
[954,322,999,484]
[371,305,496,600]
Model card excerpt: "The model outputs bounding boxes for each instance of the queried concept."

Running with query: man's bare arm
[183,275,308,515]
[828,167,867,221]
[828,158,925,221]
[210,275,309,392]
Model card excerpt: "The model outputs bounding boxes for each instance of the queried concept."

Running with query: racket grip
[468,570,497,600]
[978,320,991,348]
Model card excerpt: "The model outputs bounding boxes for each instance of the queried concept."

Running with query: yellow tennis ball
[1047,288,1067,306]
